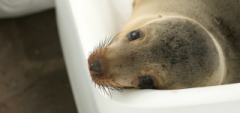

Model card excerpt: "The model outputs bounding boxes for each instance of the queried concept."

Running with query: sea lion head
[88,17,220,90]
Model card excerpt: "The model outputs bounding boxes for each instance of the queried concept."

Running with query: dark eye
[126,30,142,41]
[139,76,154,89]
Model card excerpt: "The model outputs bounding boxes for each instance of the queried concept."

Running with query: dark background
[0,9,78,113]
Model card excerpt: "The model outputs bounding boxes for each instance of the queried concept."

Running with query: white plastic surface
[56,0,240,113]
[0,0,54,18]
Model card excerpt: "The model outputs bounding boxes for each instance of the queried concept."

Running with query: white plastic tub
[55,0,240,113]
[0,0,54,18]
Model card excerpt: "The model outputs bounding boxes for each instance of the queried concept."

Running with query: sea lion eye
[126,30,142,41]
[139,76,154,89]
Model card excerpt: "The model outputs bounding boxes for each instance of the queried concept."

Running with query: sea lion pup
[88,0,240,90]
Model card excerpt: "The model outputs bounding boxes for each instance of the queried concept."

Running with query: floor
[0,9,78,113]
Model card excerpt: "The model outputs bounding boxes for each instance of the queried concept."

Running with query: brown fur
[88,0,240,90]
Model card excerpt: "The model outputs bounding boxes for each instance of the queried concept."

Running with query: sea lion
[88,0,240,90]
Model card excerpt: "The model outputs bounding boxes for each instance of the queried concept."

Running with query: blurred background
[0,1,78,113]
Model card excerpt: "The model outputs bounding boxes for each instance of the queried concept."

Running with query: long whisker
[93,81,123,97]
[88,33,120,56]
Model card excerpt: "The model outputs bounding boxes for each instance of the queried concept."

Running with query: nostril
[90,60,101,72]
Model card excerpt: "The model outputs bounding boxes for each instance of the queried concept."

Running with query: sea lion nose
[90,60,101,72]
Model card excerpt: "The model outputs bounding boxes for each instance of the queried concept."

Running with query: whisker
[89,33,120,55]
[92,81,123,97]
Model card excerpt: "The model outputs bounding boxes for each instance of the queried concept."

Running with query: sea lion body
[88,0,240,89]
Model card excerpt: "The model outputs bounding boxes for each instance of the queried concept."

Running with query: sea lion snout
[88,48,109,77]
[88,47,121,88]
